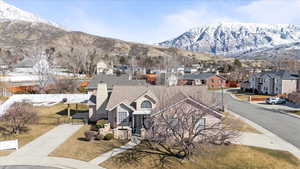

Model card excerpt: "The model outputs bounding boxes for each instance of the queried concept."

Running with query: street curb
[227,91,300,121]
[275,110,300,120]
[226,109,300,160]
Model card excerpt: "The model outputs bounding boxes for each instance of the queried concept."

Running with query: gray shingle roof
[179,73,224,80]
[260,70,299,80]
[86,74,147,90]
[15,58,34,68]
[107,85,209,111]
[106,85,222,117]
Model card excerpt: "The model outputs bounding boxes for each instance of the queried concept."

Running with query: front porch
[132,111,150,135]
[113,110,150,138]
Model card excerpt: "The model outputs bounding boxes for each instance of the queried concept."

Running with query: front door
[133,115,144,135]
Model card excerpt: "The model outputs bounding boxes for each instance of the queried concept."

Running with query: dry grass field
[101,144,300,169]
[50,125,127,161]
[0,103,87,156]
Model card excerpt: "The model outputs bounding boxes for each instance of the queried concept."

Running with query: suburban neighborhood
[1,1,300,169]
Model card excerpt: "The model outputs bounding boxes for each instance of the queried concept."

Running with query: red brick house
[178,73,226,88]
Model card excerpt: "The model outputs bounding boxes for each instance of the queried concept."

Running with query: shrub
[78,86,87,93]
[84,131,98,141]
[90,125,98,131]
[95,133,104,140]
[103,133,114,140]
[96,120,107,129]
[0,102,39,135]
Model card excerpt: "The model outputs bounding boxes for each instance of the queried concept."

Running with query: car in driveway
[266,97,286,105]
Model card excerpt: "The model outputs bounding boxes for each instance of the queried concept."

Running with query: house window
[195,118,206,132]
[141,100,152,109]
[118,112,128,124]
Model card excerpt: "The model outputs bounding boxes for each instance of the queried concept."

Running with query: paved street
[224,93,300,149]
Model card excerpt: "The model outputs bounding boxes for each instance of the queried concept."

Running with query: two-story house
[247,70,299,95]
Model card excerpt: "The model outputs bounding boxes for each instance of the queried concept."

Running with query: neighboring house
[14,58,35,73]
[89,85,223,136]
[178,73,226,88]
[86,74,147,94]
[248,70,299,95]
[184,67,198,74]
[240,81,250,92]
[157,73,178,86]
[0,58,8,74]
[96,60,108,74]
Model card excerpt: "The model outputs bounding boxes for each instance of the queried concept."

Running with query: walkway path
[9,124,82,158]
[0,124,104,169]
[90,136,141,165]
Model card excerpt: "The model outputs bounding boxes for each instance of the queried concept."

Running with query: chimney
[96,83,108,111]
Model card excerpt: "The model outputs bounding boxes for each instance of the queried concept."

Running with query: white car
[266,97,286,105]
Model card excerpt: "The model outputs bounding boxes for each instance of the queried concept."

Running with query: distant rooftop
[258,70,299,80]
[179,73,224,80]
[86,74,147,90]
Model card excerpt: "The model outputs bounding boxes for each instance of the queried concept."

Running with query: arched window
[141,100,152,109]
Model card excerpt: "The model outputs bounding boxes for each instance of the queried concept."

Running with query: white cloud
[237,0,300,24]
[59,0,300,44]
[155,6,235,42]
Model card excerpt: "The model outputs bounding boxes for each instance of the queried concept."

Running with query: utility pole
[221,83,224,112]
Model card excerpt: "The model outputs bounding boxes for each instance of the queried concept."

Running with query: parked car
[266,97,286,105]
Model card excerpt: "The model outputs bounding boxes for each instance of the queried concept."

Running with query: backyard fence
[0,139,18,150]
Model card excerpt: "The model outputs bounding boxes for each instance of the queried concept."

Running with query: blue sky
[5,0,300,44]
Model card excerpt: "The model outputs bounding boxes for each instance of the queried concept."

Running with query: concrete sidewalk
[90,136,141,165]
[0,156,105,169]
[233,132,289,151]
[9,124,82,158]
[228,109,300,159]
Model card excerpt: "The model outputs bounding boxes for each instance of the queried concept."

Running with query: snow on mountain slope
[0,0,58,27]
[159,22,300,58]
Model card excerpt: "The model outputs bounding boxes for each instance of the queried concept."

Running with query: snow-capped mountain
[159,22,300,58]
[0,0,58,27]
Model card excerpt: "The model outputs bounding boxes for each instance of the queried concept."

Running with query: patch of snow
[159,22,300,58]
[0,0,59,27]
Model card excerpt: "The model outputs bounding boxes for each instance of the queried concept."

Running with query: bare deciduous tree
[117,88,237,167]
[60,47,99,77]
[0,102,39,135]
[50,78,79,93]
[30,47,55,93]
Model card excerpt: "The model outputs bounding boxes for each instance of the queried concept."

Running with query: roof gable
[152,97,223,119]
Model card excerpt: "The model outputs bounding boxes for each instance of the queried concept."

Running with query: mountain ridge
[159,22,300,59]
[0,0,59,27]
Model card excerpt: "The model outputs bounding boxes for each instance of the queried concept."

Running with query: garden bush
[84,130,98,141]
[103,133,114,140]
[96,120,107,129]
[95,133,104,140]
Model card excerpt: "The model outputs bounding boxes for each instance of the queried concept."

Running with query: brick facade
[206,76,226,88]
